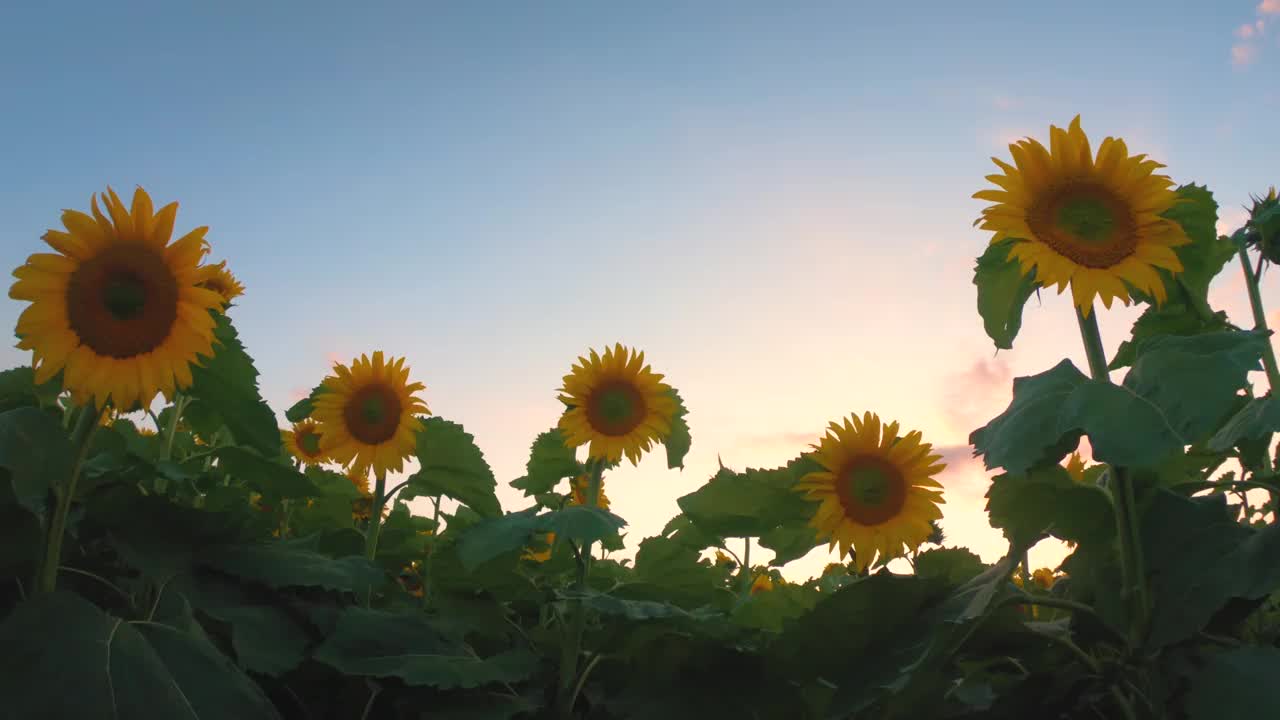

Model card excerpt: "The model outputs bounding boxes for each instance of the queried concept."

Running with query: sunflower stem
[556,460,604,719]
[162,394,188,462]
[1076,306,1148,649]
[1238,246,1280,393]
[740,537,752,594]
[362,470,389,607]
[37,404,102,594]
[422,495,442,609]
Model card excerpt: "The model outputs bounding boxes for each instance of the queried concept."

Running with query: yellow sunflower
[794,412,946,573]
[523,532,555,563]
[198,260,244,306]
[715,550,735,568]
[749,574,774,595]
[1032,567,1057,590]
[558,343,677,465]
[9,187,223,410]
[569,474,611,510]
[973,116,1190,315]
[313,352,428,477]
[283,419,327,466]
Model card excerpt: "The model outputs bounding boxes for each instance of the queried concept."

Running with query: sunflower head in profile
[794,412,946,573]
[973,116,1191,315]
[283,419,328,466]
[1031,567,1057,590]
[715,550,736,568]
[9,187,224,410]
[557,343,678,465]
[523,532,556,563]
[313,351,429,477]
[568,474,611,510]
[749,573,775,595]
[198,260,245,306]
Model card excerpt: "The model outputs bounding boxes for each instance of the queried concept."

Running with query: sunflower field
[2,117,1280,719]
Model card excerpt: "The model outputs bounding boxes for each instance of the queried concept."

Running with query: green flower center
[836,456,908,526]
[586,381,646,437]
[1054,196,1115,245]
[297,430,322,457]
[103,274,147,320]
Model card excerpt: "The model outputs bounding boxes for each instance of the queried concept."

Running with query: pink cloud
[1218,206,1251,237]
[1233,43,1260,67]
[942,356,1014,438]
[1238,23,1258,38]
[1260,0,1280,14]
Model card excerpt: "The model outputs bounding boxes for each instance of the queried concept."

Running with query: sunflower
[558,343,677,465]
[715,550,735,568]
[283,419,328,466]
[1032,568,1057,590]
[1064,452,1087,483]
[794,412,946,573]
[198,260,244,306]
[9,187,223,410]
[973,116,1190,315]
[313,352,428,477]
[569,474,611,510]
[749,573,775,595]
[523,532,555,563]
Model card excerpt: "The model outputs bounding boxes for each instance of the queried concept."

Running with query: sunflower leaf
[973,238,1039,350]
[285,383,327,423]
[970,360,1089,473]
[676,463,814,539]
[538,505,627,546]
[1185,647,1280,719]
[511,428,582,497]
[664,387,693,469]
[0,407,71,519]
[314,607,538,689]
[201,535,384,593]
[1164,184,1230,312]
[187,314,281,456]
[0,591,282,720]
[404,417,501,518]
[1122,331,1267,443]
[1208,395,1280,454]
[214,446,320,498]
[1109,300,1233,370]
[0,367,61,413]
[455,509,542,571]
[984,465,1114,548]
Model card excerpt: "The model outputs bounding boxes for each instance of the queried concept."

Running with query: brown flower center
[343,382,402,445]
[296,428,323,458]
[1025,183,1138,268]
[836,455,907,526]
[66,243,180,359]
[586,380,646,437]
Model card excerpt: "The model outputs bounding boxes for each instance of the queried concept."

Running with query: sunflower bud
[1247,187,1280,264]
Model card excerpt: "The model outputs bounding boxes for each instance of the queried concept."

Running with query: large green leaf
[201,535,384,593]
[970,360,1088,473]
[1142,490,1280,648]
[627,535,735,610]
[0,406,71,518]
[1162,184,1231,314]
[663,387,693,469]
[403,417,500,518]
[972,358,1192,472]
[676,463,814,538]
[186,313,281,456]
[973,238,1039,350]
[214,446,319,498]
[174,572,310,678]
[913,548,986,585]
[0,591,281,719]
[1122,331,1266,443]
[984,465,1114,548]
[731,582,820,632]
[540,504,627,546]
[758,524,821,567]
[1109,300,1232,370]
[0,366,61,413]
[1208,395,1280,454]
[455,509,542,571]
[510,428,582,497]
[1186,647,1280,719]
[313,607,538,689]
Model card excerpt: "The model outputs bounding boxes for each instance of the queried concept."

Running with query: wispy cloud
[941,356,1014,439]
[1218,205,1251,237]
[1233,4,1275,67]
[992,95,1019,111]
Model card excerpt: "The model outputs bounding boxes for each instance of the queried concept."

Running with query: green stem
[1239,246,1280,390]
[556,460,604,719]
[162,394,187,462]
[1076,306,1148,648]
[38,405,101,594]
[741,537,753,594]
[423,495,442,608]
[365,470,388,561]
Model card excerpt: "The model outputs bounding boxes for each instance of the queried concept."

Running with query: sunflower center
[343,383,402,445]
[1025,183,1138,269]
[586,381,646,437]
[836,456,908,526]
[66,244,180,359]
[297,429,323,457]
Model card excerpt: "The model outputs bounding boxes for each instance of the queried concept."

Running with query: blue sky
[3,1,1278,577]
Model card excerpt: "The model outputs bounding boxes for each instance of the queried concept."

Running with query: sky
[2,1,1279,581]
